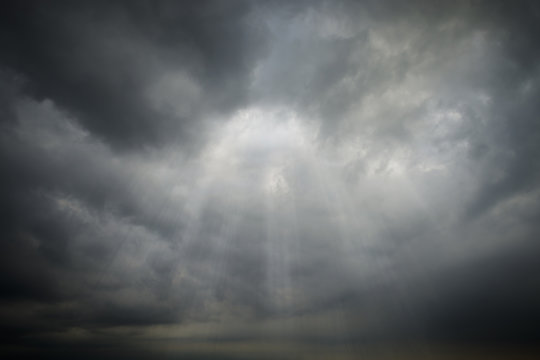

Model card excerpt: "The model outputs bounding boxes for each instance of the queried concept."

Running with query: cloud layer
[1,0,540,358]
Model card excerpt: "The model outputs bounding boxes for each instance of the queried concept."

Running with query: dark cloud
[0,0,267,149]
[422,240,540,344]
[1,0,540,359]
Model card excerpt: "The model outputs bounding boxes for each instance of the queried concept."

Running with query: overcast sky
[1,1,540,359]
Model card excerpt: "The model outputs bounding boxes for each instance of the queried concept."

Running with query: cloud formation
[1,0,540,358]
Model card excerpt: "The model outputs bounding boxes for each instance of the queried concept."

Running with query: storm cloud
[1,1,540,359]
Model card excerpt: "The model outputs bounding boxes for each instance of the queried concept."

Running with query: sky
[1,1,540,359]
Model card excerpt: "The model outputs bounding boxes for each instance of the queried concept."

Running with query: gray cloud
[1,0,540,358]
[0,0,267,149]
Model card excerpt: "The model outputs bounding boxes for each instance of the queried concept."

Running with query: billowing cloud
[1,1,540,359]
